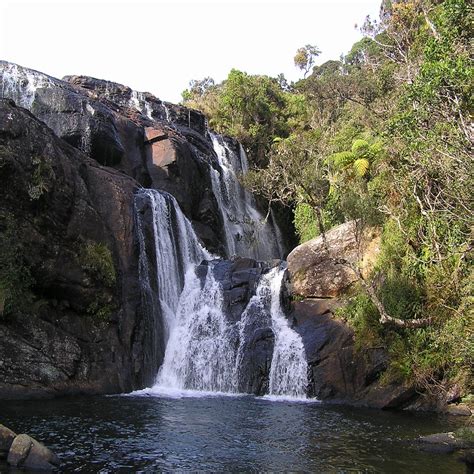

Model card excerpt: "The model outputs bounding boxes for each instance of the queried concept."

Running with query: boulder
[7,434,59,470]
[416,428,474,454]
[445,403,472,416]
[292,299,418,408]
[0,424,16,458]
[287,221,380,298]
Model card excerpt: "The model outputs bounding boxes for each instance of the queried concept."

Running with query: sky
[0,0,382,103]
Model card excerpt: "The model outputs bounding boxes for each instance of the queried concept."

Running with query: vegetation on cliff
[182,0,473,400]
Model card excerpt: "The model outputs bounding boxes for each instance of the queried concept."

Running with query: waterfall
[133,147,308,398]
[134,189,211,343]
[0,60,306,399]
[156,263,238,393]
[267,268,308,398]
[209,133,283,260]
[134,187,308,398]
[129,90,154,120]
[0,61,56,109]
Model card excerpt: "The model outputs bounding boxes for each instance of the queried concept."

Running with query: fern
[353,158,370,176]
[331,150,354,168]
[351,139,370,158]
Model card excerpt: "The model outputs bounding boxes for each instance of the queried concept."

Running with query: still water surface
[1,394,467,472]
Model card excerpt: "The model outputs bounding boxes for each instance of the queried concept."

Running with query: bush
[293,203,317,243]
[80,242,116,288]
[335,291,383,351]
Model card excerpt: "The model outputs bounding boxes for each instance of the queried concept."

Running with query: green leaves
[353,158,370,177]
[80,242,116,288]
[294,44,321,78]
[351,139,370,157]
[329,138,381,178]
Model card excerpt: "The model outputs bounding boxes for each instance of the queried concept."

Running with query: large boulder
[0,425,16,458]
[292,299,417,408]
[7,433,59,470]
[287,221,380,298]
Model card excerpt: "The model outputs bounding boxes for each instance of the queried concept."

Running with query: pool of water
[1,393,467,472]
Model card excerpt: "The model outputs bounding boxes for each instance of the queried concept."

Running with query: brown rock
[445,403,472,416]
[7,434,32,467]
[7,434,59,470]
[287,221,380,298]
[0,424,16,458]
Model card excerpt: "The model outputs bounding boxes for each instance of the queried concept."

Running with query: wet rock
[287,221,380,298]
[445,403,472,416]
[0,424,16,458]
[7,434,59,470]
[416,428,474,454]
[292,299,419,408]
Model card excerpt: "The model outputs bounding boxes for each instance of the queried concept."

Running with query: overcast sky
[0,0,381,103]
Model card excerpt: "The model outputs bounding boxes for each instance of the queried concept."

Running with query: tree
[294,44,322,78]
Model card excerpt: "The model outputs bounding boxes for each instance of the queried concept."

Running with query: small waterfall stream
[267,268,308,398]
[209,133,283,260]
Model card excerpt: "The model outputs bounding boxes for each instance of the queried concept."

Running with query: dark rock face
[0,99,152,398]
[292,300,418,408]
[0,61,225,254]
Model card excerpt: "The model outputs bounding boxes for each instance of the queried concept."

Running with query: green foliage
[294,44,321,78]
[28,156,53,200]
[187,0,473,396]
[335,292,383,351]
[87,298,115,323]
[80,242,116,288]
[293,203,317,243]
[183,69,290,166]
[353,158,370,177]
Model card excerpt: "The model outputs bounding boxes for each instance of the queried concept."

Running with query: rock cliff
[0,99,147,397]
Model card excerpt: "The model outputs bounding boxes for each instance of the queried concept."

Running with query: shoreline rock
[0,424,59,470]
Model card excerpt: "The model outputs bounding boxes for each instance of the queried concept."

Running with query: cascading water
[267,268,308,398]
[135,184,308,398]
[0,61,56,108]
[156,263,238,393]
[129,90,154,120]
[135,188,211,342]
[209,133,283,260]
[147,260,307,399]
[134,145,308,398]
